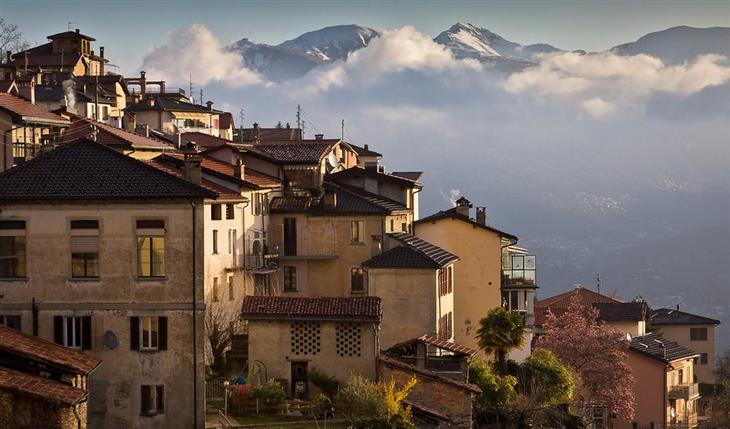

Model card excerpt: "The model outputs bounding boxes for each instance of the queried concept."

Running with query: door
[291,361,308,400]
[284,218,297,256]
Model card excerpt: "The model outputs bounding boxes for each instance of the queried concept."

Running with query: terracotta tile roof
[534,287,622,327]
[240,127,302,142]
[0,367,87,405]
[64,119,175,150]
[334,183,409,213]
[248,140,338,164]
[48,30,96,41]
[242,296,381,322]
[181,132,233,148]
[403,400,450,422]
[269,195,313,212]
[145,160,243,200]
[630,332,699,363]
[0,138,215,201]
[379,355,481,394]
[328,166,422,188]
[0,326,100,375]
[362,246,442,269]
[159,153,280,189]
[0,93,69,124]
[4,43,84,69]
[388,335,478,357]
[652,308,721,326]
[415,207,517,240]
[389,233,459,267]
[348,143,382,157]
[125,95,222,113]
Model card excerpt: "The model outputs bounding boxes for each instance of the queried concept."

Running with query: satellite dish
[104,330,118,349]
[327,152,337,167]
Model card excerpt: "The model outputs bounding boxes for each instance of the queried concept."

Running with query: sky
[4,0,730,74]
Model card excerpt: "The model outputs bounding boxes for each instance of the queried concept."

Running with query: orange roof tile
[0,326,100,375]
[64,119,175,150]
[145,160,243,200]
[161,153,280,189]
[0,367,87,405]
[0,93,69,124]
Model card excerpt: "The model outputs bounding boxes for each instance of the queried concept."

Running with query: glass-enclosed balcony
[502,254,537,287]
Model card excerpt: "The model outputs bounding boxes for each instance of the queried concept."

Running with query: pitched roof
[181,132,234,149]
[387,233,459,267]
[240,127,302,142]
[534,286,623,326]
[328,166,422,188]
[64,119,175,150]
[388,335,478,357]
[362,245,443,269]
[4,43,83,69]
[349,143,382,157]
[125,95,222,113]
[269,182,407,215]
[403,400,450,422]
[629,332,699,363]
[242,296,381,322]
[248,140,338,164]
[0,139,215,201]
[379,355,481,394]
[593,302,649,322]
[415,207,517,240]
[0,326,100,375]
[0,93,69,124]
[0,367,87,406]
[47,30,96,41]
[158,153,280,189]
[391,171,423,182]
[652,308,721,326]
[145,160,243,200]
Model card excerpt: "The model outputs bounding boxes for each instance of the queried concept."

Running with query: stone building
[0,325,101,429]
[242,295,381,398]
[0,138,217,428]
[379,335,481,428]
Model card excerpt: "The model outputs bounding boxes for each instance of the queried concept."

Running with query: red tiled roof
[65,119,174,150]
[181,132,234,149]
[0,93,69,124]
[389,335,478,357]
[248,140,338,164]
[145,160,243,200]
[241,127,302,142]
[242,296,382,322]
[379,355,481,394]
[0,367,87,405]
[0,326,100,375]
[161,153,281,189]
[403,400,450,422]
[0,80,17,93]
[534,286,622,327]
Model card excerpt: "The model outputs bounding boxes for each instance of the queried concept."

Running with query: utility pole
[189,75,193,101]
[199,89,203,105]
[296,105,303,141]
[239,109,245,143]
[596,274,601,296]
[94,75,100,121]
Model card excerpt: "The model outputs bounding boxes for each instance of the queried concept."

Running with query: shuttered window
[71,220,99,278]
[136,220,165,278]
[130,316,168,351]
[53,315,91,350]
[140,385,164,415]
[0,315,21,331]
[0,220,26,278]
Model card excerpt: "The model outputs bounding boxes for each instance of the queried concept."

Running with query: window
[678,368,684,384]
[438,312,453,340]
[350,220,365,244]
[212,230,219,254]
[213,277,219,302]
[228,276,234,301]
[140,385,164,415]
[252,194,262,216]
[389,219,394,232]
[284,266,297,292]
[0,220,26,278]
[228,229,237,255]
[225,203,235,220]
[70,220,99,278]
[53,316,91,350]
[131,316,167,351]
[401,223,407,232]
[438,267,452,296]
[700,353,708,365]
[211,204,222,221]
[351,268,365,293]
[0,315,21,330]
[690,327,708,341]
[136,221,165,278]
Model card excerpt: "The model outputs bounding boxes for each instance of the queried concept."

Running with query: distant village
[0,28,725,429]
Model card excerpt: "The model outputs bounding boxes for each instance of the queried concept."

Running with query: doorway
[284,218,297,256]
[290,361,308,400]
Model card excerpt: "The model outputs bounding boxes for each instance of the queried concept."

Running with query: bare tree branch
[0,18,29,58]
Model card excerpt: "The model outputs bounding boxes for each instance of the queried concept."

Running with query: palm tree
[476,307,526,375]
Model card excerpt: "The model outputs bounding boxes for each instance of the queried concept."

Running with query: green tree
[334,375,416,429]
[520,348,574,405]
[477,307,526,375]
[469,359,517,422]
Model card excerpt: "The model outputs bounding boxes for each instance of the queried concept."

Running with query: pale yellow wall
[247,320,378,390]
[656,324,716,384]
[415,218,502,353]
[0,202,206,429]
[608,320,646,338]
[665,358,698,427]
[367,267,451,349]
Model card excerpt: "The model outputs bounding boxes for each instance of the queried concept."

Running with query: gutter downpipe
[191,201,198,429]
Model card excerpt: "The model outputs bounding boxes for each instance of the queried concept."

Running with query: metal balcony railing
[269,224,338,259]
[668,382,700,400]
[243,253,279,271]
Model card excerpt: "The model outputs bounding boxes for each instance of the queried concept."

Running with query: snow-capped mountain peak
[277,24,380,62]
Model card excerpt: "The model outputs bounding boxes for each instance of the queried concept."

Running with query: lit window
[350,220,365,244]
[136,221,165,278]
[0,220,26,278]
[70,220,99,278]
[351,268,365,293]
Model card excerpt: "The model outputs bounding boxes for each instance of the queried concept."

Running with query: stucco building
[0,139,215,428]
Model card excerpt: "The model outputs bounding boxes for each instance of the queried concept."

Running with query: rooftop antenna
[596,274,601,296]
[239,108,245,143]
[188,74,193,100]
[341,119,345,141]
[296,104,302,141]
[199,89,203,105]
[67,22,78,31]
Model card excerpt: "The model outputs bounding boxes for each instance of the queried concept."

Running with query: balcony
[243,253,279,273]
[502,254,537,288]
[668,382,700,400]
[269,223,338,259]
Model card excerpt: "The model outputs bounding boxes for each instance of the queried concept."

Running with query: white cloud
[581,97,616,118]
[141,23,263,88]
[362,104,448,124]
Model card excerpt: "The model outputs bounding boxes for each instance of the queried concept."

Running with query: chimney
[182,142,202,185]
[314,133,324,140]
[99,47,104,59]
[364,144,369,151]
[206,101,213,111]
[252,122,260,144]
[99,47,105,75]
[323,189,337,208]
[6,51,10,64]
[455,196,472,217]
[676,304,680,311]
[140,71,147,97]
[75,28,80,34]
[176,132,182,149]
[126,112,137,132]
[143,124,149,138]
[233,159,244,180]
[476,207,487,225]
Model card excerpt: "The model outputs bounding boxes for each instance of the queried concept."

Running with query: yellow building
[243,295,381,399]
[414,197,518,354]
[0,139,214,428]
[616,332,700,429]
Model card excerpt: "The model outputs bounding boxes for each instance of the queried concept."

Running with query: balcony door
[284,218,297,256]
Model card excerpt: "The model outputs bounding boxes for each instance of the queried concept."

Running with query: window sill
[139,348,162,353]
[134,276,168,284]
[283,289,298,293]
[350,242,366,246]
[0,277,28,283]
[350,290,366,295]
[140,412,164,417]
[68,277,101,283]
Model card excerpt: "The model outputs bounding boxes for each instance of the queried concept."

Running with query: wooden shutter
[156,385,165,413]
[140,385,150,414]
[158,317,167,351]
[82,316,92,350]
[53,316,64,344]
[130,317,139,350]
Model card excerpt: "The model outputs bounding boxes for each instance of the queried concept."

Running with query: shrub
[308,367,340,397]
[250,379,286,413]
[334,375,416,429]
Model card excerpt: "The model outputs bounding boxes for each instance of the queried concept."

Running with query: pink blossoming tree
[537,295,636,424]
